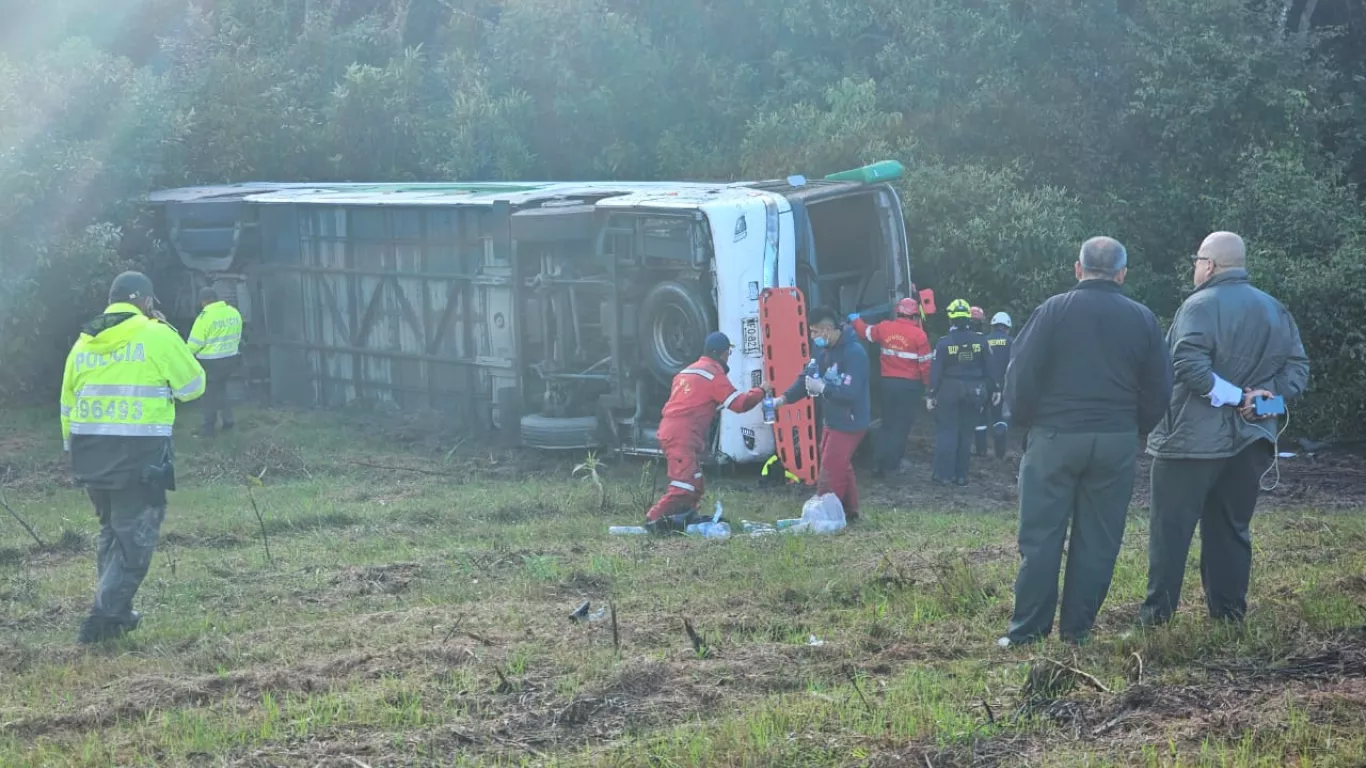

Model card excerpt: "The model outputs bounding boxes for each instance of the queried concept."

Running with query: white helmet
[991,312,1012,329]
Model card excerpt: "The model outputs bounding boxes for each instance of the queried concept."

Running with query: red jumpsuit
[851,316,933,385]
[645,357,766,522]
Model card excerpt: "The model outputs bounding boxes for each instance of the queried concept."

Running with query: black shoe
[931,476,951,486]
[77,616,127,644]
[954,477,968,487]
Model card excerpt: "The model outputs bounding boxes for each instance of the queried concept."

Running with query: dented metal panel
[257,202,514,428]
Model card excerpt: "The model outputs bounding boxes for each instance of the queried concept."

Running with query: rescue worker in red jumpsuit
[851,297,933,476]
[645,332,767,527]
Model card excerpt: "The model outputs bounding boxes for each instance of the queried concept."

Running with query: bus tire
[639,280,713,385]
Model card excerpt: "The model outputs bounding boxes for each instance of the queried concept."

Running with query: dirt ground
[846,432,1366,515]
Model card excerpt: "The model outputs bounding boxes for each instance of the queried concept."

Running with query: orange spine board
[760,287,818,486]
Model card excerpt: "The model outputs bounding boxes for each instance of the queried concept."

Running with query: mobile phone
[1252,395,1285,417]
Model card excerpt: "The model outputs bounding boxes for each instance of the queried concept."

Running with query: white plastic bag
[785,493,846,534]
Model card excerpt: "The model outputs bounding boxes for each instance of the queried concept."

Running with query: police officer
[928,299,994,486]
[975,312,1013,459]
[187,287,244,437]
[645,332,767,529]
[61,272,206,643]
[851,297,932,476]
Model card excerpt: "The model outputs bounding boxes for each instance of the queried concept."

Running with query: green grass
[1,405,1365,766]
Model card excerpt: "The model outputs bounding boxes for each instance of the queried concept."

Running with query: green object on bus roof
[823,160,905,184]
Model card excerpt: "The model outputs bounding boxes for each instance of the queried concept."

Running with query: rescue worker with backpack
[975,312,1013,459]
[645,332,768,531]
[61,272,205,643]
[850,297,931,476]
[928,299,995,486]
[187,287,243,437]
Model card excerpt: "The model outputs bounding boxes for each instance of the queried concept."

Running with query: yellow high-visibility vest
[60,303,206,448]
[187,300,243,360]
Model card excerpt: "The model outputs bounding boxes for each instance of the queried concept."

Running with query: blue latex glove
[847,312,860,322]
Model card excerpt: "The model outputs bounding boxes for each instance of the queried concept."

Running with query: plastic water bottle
[824,363,841,387]
[762,396,777,425]
[774,518,803,530]
[609,526,649,536]
[713,500,724,523]
[804,359,819,378]
[685,521,732,539]
[741,520,776,534]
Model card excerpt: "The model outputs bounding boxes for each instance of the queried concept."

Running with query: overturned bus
[141,161,926,466]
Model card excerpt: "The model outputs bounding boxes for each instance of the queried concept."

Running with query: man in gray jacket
[1141,231,1309,626]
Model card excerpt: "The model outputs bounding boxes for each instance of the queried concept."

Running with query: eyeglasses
[1188,254,1212,265]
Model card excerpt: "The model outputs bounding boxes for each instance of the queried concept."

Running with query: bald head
[1077,236,1128,283]
[1198,231,1247,269]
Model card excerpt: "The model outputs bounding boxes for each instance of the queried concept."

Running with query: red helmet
[896,297,920,317]
[970,305,985,322]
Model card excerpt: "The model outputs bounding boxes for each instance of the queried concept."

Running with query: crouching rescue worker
[774,307,871,519]
[975,312,1013,459]
[928,299,994,486]
[61,272,206,643]
[645,332,767,530]
[187,287,243,437]
[851,297,931,476]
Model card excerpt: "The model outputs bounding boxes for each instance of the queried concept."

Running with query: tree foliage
[2,0,1365,434]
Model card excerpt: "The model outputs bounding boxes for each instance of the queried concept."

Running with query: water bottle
[609,526,650,536]
[713,500,724,523]
[804,359,819,378]
[824,363,841,387]
[774,518,804,530]
[741,520,776,534]
[762,396,777,425]
[685,521,732,539]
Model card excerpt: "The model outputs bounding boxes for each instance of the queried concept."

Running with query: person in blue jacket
[772,306,871,519]
[928,299,995,486]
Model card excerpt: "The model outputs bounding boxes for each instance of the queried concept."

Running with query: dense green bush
[2,0,1364,435]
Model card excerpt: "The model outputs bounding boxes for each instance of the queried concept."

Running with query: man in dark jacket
[1140,231,1309,626]
[776,306,870,518]
[928,299,993,486]
[1000,237,1172,647]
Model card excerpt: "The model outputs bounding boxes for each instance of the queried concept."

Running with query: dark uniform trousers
[89,485,167,626]
[875,377,923,473]
[1141,442,1274,625]
[1007,428,1137,644]
[975,400,1008,459]
[200,357,237,433]
[932,378,984,482]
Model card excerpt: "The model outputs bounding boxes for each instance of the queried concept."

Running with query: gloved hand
[847,312,860,323]
[925,397,937,411]
[805,376,826,396]
[992,392,1002,406]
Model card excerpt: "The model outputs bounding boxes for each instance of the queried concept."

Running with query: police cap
[109,271,156,305]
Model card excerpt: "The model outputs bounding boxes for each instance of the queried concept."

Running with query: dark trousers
[1141,442,1274,625]
[874,378,923,473]
[1007,429,1137,644]
[200,357,237,433]
[932,378,984,482]
[88,486,166,624]
[817,428,865,518]
[974,400,1008,459]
